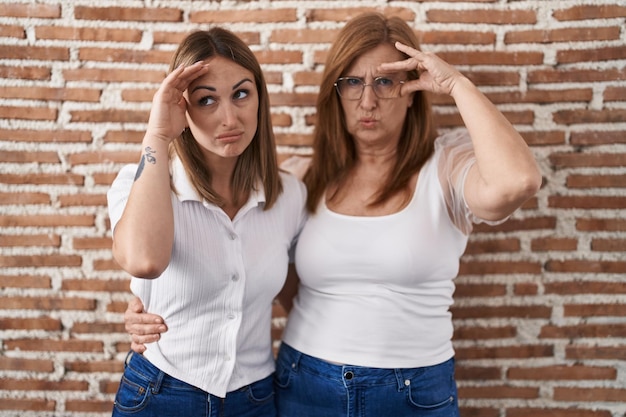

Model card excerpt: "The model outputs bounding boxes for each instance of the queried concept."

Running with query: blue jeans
[112,351,276,417]
[274,343,459,417]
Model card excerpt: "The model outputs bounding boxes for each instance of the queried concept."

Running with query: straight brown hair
[304,12,436,213]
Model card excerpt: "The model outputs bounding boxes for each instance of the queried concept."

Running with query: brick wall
[0,0,624,416]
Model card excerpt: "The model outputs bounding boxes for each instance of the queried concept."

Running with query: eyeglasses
[334,77,405,100]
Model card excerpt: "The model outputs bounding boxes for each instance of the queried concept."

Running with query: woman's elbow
[112,241,169,279]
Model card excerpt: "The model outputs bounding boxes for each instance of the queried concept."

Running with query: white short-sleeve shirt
[108,157,307,397]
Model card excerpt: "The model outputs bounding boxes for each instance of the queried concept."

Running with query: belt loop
[151,369,165,394]
[394,369,406,391]
[124,351,134,368]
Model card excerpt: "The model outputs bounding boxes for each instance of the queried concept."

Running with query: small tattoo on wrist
[134,146,157,181]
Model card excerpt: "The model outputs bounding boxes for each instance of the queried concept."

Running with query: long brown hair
[304,12,435,213]
[169,28,282,210]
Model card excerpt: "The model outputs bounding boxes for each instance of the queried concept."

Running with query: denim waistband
[277,343,454,390]
[123,351,202,393]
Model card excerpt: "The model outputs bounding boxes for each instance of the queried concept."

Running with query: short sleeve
[106,164,138,234]
[436,129,506,235]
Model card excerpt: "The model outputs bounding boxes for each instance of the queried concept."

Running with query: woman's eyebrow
[191,78,253,94]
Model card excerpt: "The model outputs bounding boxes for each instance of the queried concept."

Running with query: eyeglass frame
[333,76,406,100]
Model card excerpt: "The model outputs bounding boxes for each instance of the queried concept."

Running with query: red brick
[0,86,101,102]
[63,68,166,83]
[65,399,115,413]
[62,278,129,292]
[0,215,94,227]
[557,45,626,64]
[0,190,50,204]
[0,296,94,311]
[65,359,122,372]
[465,237,521,254]
[79,47,172,65]
[68,150,140,165]
[0,173,84,185]
[0,317,61,331]
[546,260,626,274]
[0,234,61,247]
[507,365,616,380]
[553,5,626,21]
[69,109,148,124]
[0,255,82,267]
[0,356,54,372]
[567,174,625,189]
[455,345,554,360]
[591,238,626,252]
[104,130,145,144]
[531,237,578,252]
[6,339,102,352]
[0,399,55,412]
[545,281,626,295]
[566,345,626,360]
[540,323,626,339]
[0,378,89,391]
[0,65,51,80]
[306,7,415,23]
[564,303,626,318]
[459,260,541,275]
[521,130,565,146]
[576,218,626,232]
[0,45,69,61]
[270,29,339,44]
[0,105,57,121]
[0,24,26,39]
[604,86,626,102]
[427,9,536,24]
[421,31,495,45]
[36,26,143,42]
[549,152,626,168]
[58,194,107,207]
[454,283,507,297]
[454,326,517,340]
[514,282,539,296]
[1,3,60,18]
[459,385,539,399]
[553,387,626,402]
[508,408,611,417]
[455,366,501,381]
[0,128,92,143]
[451,305,551,320]
[0,274,51,289]
[553,109,626,125]
[505,27,621,44]
[75,6,182,22]
[528,68,626,84]
[548,196,626,210]
[190,8,298,24]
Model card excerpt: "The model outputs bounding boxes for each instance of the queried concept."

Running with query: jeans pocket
[113,370,151,413]
[405,360,457,413]
[273,358,293,389]
[246,375,275,404]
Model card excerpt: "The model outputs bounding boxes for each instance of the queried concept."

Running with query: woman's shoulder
[280,155,311,181]
[434,128,471,151]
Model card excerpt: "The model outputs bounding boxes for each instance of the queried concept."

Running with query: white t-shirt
[283,130,489,368]
[107,157,307,397]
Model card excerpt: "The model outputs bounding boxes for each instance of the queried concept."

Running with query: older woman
[274,12,541,417]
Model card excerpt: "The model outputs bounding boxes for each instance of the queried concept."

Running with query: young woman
[107,28,306,417]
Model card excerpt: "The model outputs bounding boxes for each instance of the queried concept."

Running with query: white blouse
[108,157,307,397]
[283,130,491,368]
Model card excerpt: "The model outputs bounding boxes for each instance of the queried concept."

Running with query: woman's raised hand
[146,61,210,143]
[378,42,466,98]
